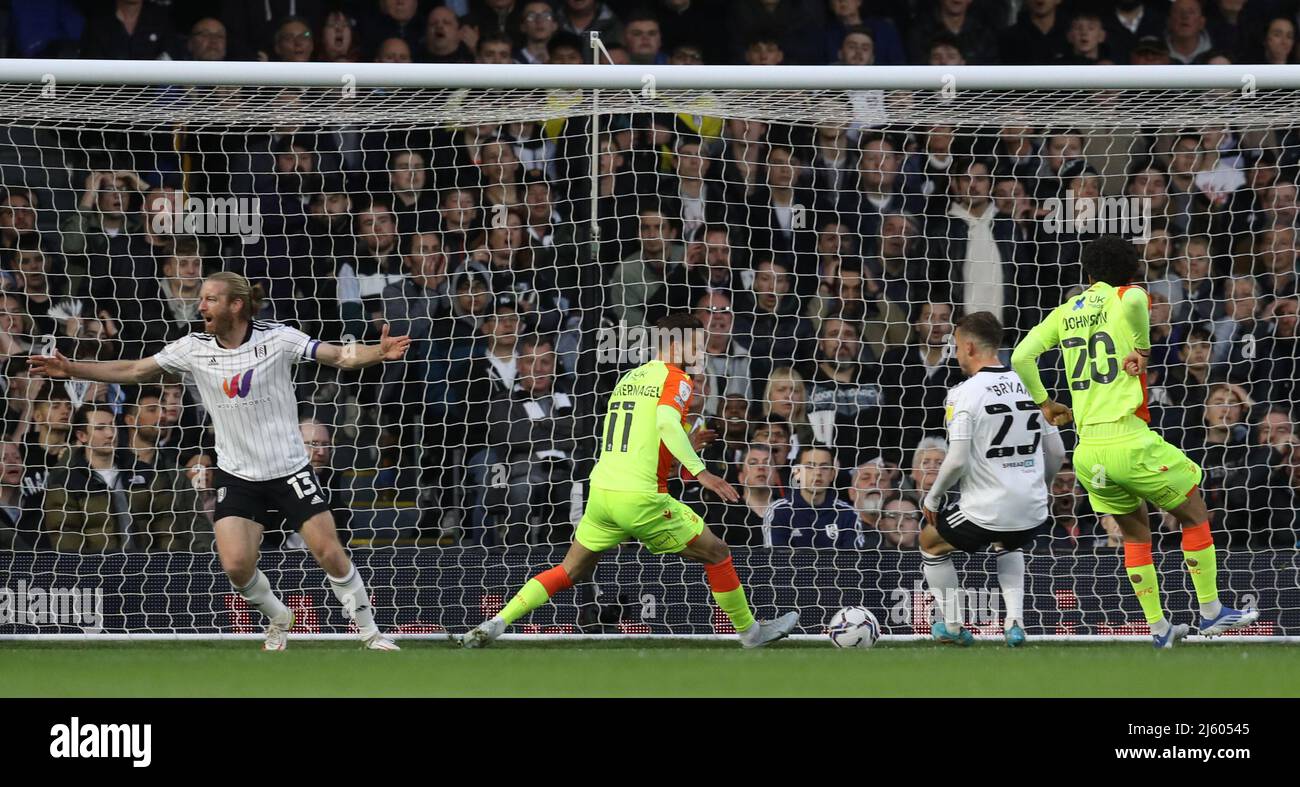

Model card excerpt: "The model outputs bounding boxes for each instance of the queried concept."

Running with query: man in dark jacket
[764,444,862,548]
[479,334,587,545]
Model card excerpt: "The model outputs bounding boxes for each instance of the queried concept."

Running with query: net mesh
[1,76,1296,638]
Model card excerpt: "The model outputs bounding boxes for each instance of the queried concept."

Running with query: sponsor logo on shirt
[222,369,255,399]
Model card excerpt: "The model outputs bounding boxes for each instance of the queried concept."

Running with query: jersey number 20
[1061,331,1119,391]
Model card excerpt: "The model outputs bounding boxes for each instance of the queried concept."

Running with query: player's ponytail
[207,271,263,321]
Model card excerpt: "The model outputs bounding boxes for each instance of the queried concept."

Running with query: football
[827,606,881,648]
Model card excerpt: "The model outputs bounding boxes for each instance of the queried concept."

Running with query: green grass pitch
[0,640,1294,697]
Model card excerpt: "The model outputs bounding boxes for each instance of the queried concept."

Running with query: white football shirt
[153,320,320,481]
[943,365,1055,531]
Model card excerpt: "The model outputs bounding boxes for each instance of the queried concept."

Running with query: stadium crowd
[1,0,1299,554]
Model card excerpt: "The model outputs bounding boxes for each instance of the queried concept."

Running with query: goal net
[0,62,1296,640]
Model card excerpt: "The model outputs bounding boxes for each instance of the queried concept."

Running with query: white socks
[329,566,378,638]
[1150,617,1172,637]
[236,570,290,624]
[1201,599,1223,619]
[921,550,962,635]
[996,549,1026,630]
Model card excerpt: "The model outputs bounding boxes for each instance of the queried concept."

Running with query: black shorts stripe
[935,506,1044,553]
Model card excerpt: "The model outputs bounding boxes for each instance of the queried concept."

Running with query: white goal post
[0,60,1297,642]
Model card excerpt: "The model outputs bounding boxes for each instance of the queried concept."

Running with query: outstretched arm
[656,405,738,503]
[1011,318,1073,427]
[1042,427,1066,493]
[315,324,412,371]
[922,437,969,515]
[28,350,167,384]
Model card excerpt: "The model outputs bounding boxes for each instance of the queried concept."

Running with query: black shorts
[213,465,331,530]
[935,500,1045,553]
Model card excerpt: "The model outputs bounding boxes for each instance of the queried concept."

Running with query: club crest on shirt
[674,380,691,409]
[255,344,268,359]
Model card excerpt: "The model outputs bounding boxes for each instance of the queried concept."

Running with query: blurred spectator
[388,150,437,235]
[516,1,559,63]
[867,213,929,307]
[622,9,667,64]
[903,436,946,501]
[1044,459,1096,550]
[764,444,861,547]
[836,131,908,243]
[0,188,40,252]
[1212,276,1259,364]
[735,258,816,383]
[875,491,923,548]
[658,0,727,64]
[930,157,1028,332]
[81,0,176,60]
[360,0,424,56]
[1104,0,1168,64]
[909,0,998,65]
[1184,382,1259,545]
[182,17,228,61]
[294,418,349,544]
[1255,15,1297,64]
[375,36,414,63]
[848,457,897,538]
[808,315,886,468]
[729,0,825,64]
[180,452,218,548]
[693,291,753,417]
[478,30,517,62]
[476,334,580,544]
[714,443,778,545]
[0,441,32,549]
[880,301,963,455]
[317,9,361,62]
[270,16,315,62]
[1232,293,1298,406]
[424,6,475,63]
[744,31,787,66]
[927,31,967,65]
[122,387,198,551]
[608,206,687,328]
[751,418,794,487]
[1000,0,1070,65]
[1161,323,1220,435]
[43,404,127,553]
[1165,0,1213,64]
[824,0,905,65]
[222,0,324,61]
[559,0,623,53]
[1060,10,1109,64]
